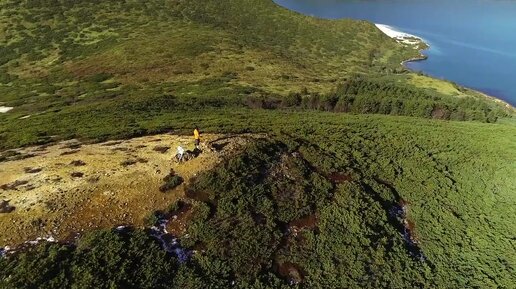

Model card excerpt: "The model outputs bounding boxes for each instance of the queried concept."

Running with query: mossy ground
[0,133,258,246]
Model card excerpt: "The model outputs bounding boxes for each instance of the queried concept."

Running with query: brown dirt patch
[275,261,304,285]
[24,167,43,174]
[431,107,447,119]
[289,213,318,230]
[328,172,352,184]
[1,180,29,191]
[70,172,84,178]
[288,213,319,239]
[184,185,212,203]
[70,160,87,167]
[166,202,193,236]
[153,146,170,154]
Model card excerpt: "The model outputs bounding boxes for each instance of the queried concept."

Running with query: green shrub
[87,73,113,83]
[144,212,160,227]
[159,173,184,192]
[0,230,177,289]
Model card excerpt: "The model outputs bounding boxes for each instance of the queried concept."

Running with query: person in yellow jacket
[193,127,200,149]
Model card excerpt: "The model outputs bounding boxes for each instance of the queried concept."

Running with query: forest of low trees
[245,77,507,122]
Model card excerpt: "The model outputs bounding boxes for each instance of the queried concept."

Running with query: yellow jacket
[194,129,200,140]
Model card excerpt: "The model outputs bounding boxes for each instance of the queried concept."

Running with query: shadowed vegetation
[1,117,515,288]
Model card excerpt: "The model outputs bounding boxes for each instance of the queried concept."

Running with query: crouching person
[176,146,185,163]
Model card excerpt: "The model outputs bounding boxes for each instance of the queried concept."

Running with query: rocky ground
[0,133,258,247]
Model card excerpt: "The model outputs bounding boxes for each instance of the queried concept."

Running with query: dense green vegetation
[0,0,411,109]
[0,0,511,150]
[1,0,515,288]
[1,230,178,289]
[248,76,506,122]
[160,171,184,192]
[2,115,515,288]
[0,78,510,150]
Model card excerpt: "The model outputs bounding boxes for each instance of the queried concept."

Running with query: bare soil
[165,202,193,236]
[275,261,304,285]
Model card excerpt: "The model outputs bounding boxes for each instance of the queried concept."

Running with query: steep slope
[0,0,409,93]
[0,0,510,150]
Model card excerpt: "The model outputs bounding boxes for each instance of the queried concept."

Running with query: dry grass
[0,133,258,246]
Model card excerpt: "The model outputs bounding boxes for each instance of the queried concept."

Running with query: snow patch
[1,236,57,258]
[150,218,191,263]
[0,106,13,113]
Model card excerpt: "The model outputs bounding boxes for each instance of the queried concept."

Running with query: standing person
[193,127,200,150]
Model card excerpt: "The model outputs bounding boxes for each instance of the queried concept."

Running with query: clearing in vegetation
[0,133,258,246]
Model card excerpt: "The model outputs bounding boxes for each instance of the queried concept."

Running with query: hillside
[0,0,511,150]
[1,0,515,288]
[1,114,515,288]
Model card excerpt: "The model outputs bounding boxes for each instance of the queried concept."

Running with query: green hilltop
[0,0,515,288]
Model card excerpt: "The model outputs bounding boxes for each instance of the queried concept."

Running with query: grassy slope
[0,0,510,149]
[0,0,409,101]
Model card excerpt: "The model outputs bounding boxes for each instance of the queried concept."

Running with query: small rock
[103,190,114,197]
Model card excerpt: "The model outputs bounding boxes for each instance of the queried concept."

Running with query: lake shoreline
[376,23,515,110]
[374,23,429,64]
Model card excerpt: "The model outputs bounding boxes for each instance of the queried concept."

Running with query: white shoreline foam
[0,106,13,113]
[375,23,425,46]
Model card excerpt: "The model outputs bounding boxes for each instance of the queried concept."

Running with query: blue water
[274,0,516,106]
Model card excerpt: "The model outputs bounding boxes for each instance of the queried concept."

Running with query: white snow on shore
[375,24,425,46]
[0,106,13,113]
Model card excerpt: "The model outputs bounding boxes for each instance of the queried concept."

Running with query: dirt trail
[0,133,258,247]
